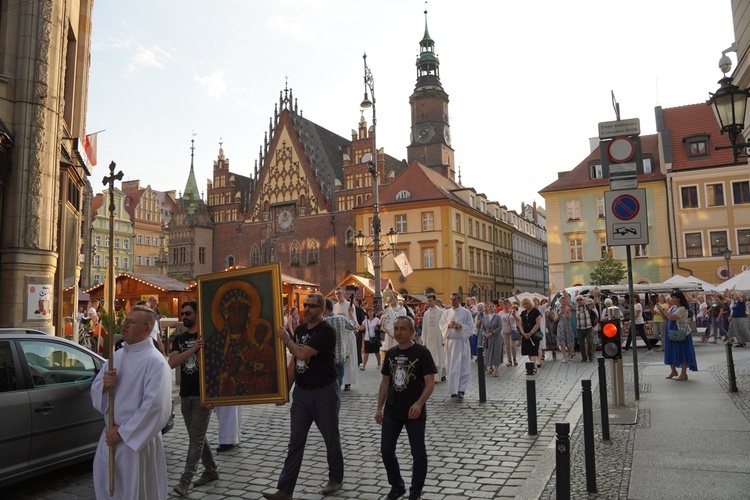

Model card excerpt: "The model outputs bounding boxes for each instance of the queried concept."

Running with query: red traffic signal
[599,319,622,360]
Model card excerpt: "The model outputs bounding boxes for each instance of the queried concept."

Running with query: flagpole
[103,161,123,497]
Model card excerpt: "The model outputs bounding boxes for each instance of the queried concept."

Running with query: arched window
[270,244,276,263]
[251,245,260,266]
[298,195,307,215]
[291,241,301,266]
[346,228,355,246]
[226,255,235,268]
[308,239,319,265]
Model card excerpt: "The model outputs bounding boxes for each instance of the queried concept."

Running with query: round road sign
[607,137,635,163]
[611,194,640,221]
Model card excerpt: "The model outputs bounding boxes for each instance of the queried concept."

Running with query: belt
[296,381,334,390]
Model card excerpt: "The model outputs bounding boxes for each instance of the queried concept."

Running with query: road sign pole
[627,245,640,401]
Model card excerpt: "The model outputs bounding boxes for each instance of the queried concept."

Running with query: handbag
[531,331,544,342]
[667,329,688,342]
[511,329,521,341]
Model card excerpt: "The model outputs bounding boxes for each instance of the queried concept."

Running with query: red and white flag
[394,253,413,277]
[84,132,99,167]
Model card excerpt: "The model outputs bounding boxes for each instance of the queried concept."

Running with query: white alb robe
[342,329,359,385]
[380,304,406,351]
[439,306,475,394]
[216,405,243,445]
[91,339,172,500]
[421,306,446,381]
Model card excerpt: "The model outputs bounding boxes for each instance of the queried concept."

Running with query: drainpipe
[668,176,693,276]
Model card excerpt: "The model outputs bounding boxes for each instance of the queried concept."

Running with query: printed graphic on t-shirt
[295,330,313,374]
[183,339,199,374]
[388,353,418,391]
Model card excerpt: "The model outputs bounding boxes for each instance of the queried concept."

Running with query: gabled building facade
[210,88,405,297]
[540,134,670,290]
[121,180,169,274]
[658,103,750,283]
[90,188,135,287]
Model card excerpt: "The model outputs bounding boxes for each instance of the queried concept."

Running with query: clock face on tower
[414,124,436,144]
[275,206,295,233]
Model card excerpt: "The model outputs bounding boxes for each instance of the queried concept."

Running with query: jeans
[277,382,343,494]
[711,316,727,340]
[335,362,345,412]
[381,413,427,496]
[179,396,217,484]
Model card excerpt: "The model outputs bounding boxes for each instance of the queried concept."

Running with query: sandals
[506,362,512,367]
[666,373,678,379]
[676,374,688,381]
[513,360,518,366]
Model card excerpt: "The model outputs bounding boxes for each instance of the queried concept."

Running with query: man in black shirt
[169,300,218,496]
[377,316,437,500]
[263,293,344,500]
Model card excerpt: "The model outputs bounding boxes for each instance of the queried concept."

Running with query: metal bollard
[477,345,487,403]
[555,422,571,500]
[582,380,597,493]
[526,362,537,435]
[727,342,738,393]
[597,358,610,440]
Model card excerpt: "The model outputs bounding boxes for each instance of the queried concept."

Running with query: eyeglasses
[303,303,321,308]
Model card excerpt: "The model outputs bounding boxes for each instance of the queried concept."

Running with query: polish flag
[84,133,99,167]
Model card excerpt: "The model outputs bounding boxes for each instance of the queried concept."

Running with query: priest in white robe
[380,296,406,352]
[439,292,475,397]
[216,405,243,451]
[91,305,172,500]
[420,294,446,382]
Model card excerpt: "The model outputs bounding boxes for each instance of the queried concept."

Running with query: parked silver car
[0,328,106,486]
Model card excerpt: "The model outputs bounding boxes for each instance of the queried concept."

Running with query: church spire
[183,135,201,203]
[415,9,440,89]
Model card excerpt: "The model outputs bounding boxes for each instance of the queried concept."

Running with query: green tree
[589,253,627,285]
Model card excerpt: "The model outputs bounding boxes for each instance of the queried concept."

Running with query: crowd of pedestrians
[88,285,749,500]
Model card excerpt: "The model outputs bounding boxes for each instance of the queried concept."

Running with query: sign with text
[598,118,641,139]
[604,189,649,246]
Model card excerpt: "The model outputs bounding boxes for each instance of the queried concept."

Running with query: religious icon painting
[196,263,289,406]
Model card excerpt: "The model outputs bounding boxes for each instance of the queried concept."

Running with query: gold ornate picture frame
[197,264,288,405]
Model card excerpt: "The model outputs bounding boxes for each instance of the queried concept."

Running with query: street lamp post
[722,247,732,280]
[359,52,386,310]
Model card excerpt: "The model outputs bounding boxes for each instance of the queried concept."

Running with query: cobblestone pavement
[541,341,750,499]
[6,342,747,499]
[1,354,600,500]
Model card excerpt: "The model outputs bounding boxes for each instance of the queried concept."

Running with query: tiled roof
[360,161,466,208]
[292,112,407,190]
[539,134,662,193]
[661,103,735,169]
[119,272,193,291]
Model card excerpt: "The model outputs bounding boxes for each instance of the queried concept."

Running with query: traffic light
[600,319,622,360]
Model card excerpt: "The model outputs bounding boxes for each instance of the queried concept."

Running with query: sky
[87,0,737,214]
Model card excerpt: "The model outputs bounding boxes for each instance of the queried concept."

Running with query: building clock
[275,206,295,233]
[414,124,436,144]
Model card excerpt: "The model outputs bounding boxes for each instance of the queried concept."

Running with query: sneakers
[387,486,407,499]
[344,384,351,391]
[173,482,190,497]
[193,471,219,486]
[262,491,293,500]
[321,481,342,495]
